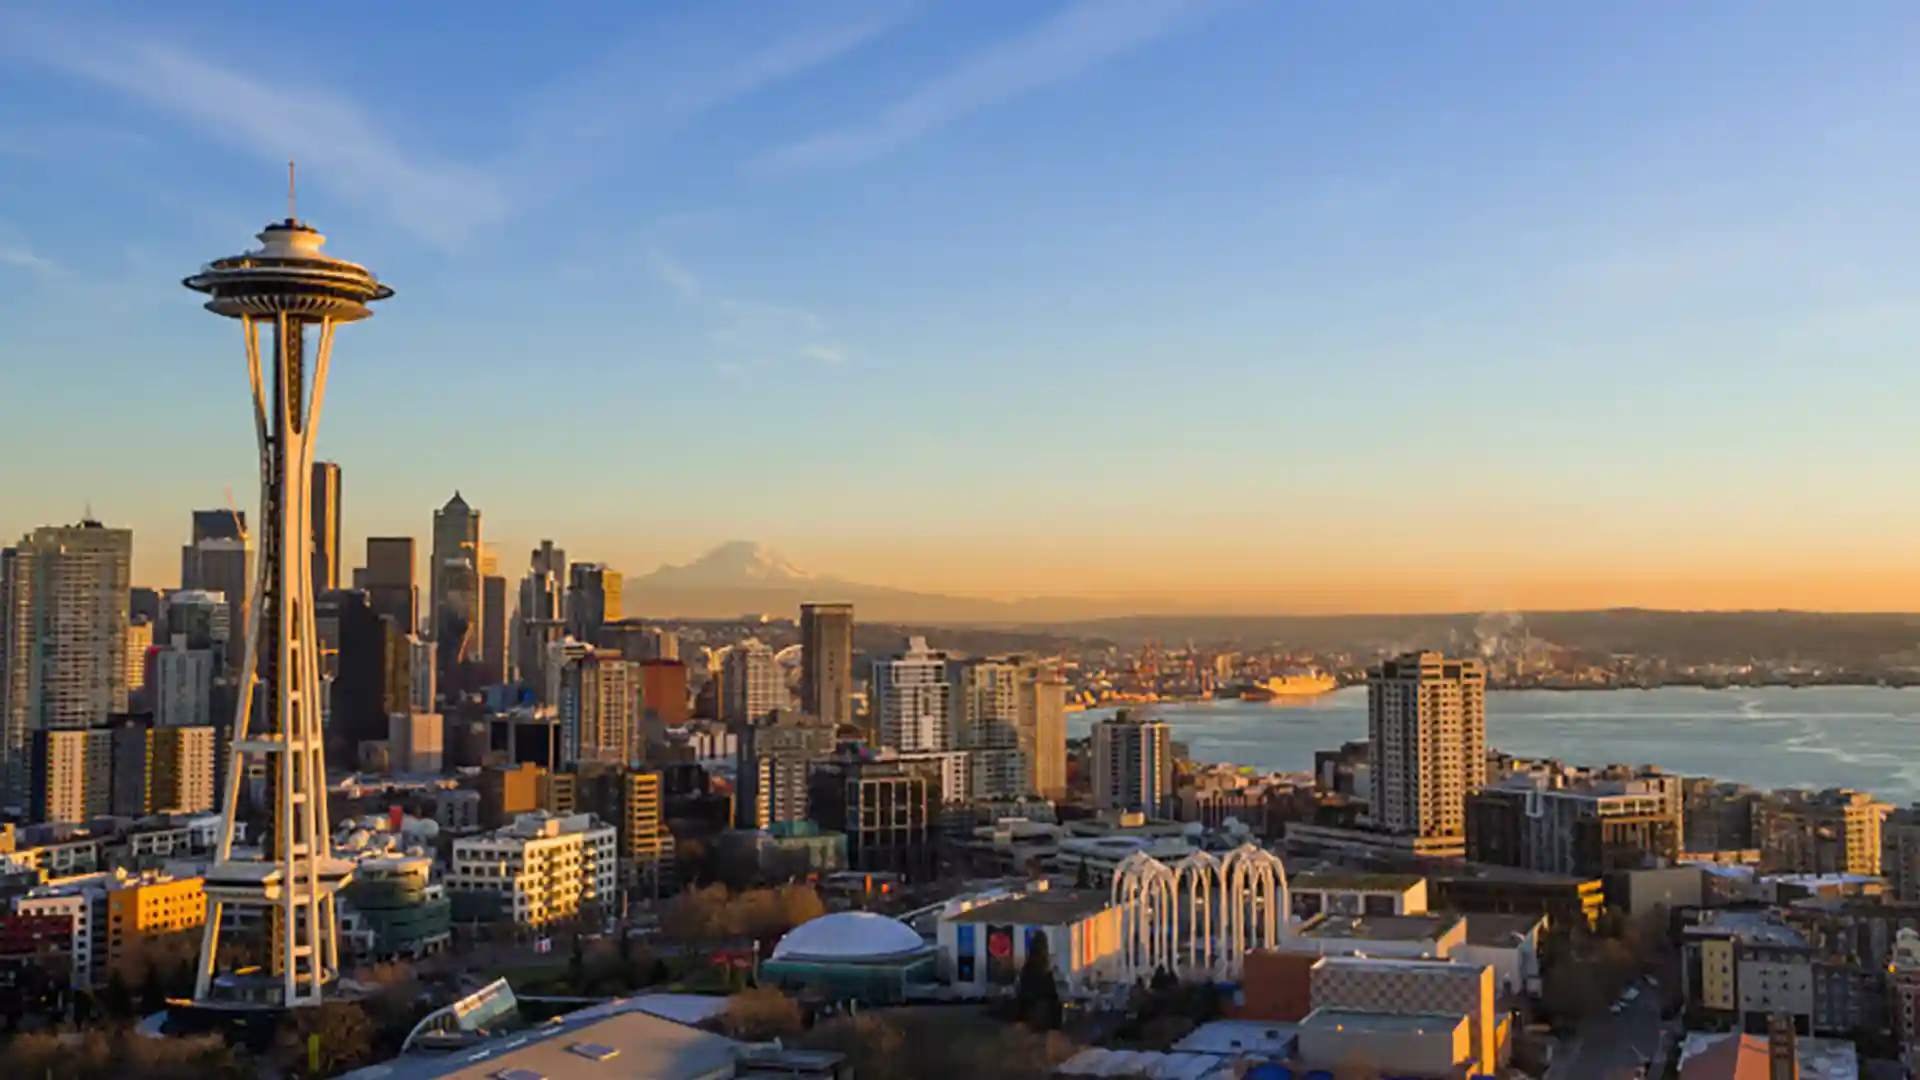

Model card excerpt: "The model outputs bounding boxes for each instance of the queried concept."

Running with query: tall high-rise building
[950,656,1024,798]
[480,574,508,686]
[1367,651,1487,839]
[152,725,217,813]
[1091,711,1172,814]
[722,639,783,724]
[799,603,854,730]
[159,589,230,652]
[516,540,566,684]
[430,492,482,679]
[638,659,689,728]
[872,636,950,753]
[566,563,622,644]
[180,530,250,674]
[192,509,244,544]
[155,639,217,729]
[110,717,155,817]
[560,649,638,767]
[30,728,112,824]
[1018,661,1068,800]
[124,617,153,707]
[736,709,837,830]
[1,521,134,810]
[362,537,417,632]
[573,766,673,892]
[310,461,341,593]
[330,590,412,771]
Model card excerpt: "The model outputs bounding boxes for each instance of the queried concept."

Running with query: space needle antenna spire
[183,172,393,1011]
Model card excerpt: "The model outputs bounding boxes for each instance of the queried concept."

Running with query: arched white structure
[1113,843,1291,983]
[1173,851,1221,975]
[1219,843,1289,974]
[1111,852,1177,982]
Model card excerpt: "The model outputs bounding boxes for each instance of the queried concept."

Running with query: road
[1548,987,1671,1080]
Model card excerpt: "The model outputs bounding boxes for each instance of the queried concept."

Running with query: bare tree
[720,986,804,1041]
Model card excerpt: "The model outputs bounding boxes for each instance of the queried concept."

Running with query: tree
[567,932,587,989]
[804,1015,912,1080]
[274,1001,376,1080]
[720,985,804,1042]
[141,962,167,1014]
[101,967,133,1018]
[1016,933,1064,1031]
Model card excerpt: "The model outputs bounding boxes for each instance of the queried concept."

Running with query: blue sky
[3,1,1920,610]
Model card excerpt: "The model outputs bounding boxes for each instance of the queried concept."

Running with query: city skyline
[7,3,1920,612]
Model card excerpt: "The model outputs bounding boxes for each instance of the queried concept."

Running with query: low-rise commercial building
[340,857,451,960]
[937,884,1123,996]
[1468,774,1680,877]
[1289,871,1429,918]
[1756,788,1889,876]
[445,812,617,927]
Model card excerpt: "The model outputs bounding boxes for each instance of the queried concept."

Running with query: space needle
[184,167,392,1008]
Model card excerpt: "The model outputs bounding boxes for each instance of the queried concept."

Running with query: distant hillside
[623,546,1920,664]
[626,541,1148,622]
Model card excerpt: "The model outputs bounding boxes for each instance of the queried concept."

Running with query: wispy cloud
[768,0,1233,170]
[0,16,506,246]
[646,248,705,300]
[0,236,60,277]
[498,3,913,202]
[644,246,851,371]
[0,4,907,244]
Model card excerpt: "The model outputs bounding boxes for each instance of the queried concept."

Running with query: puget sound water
[1070,686,1920,806]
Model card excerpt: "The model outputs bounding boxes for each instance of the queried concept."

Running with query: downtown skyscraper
[722,639,784,724]
[309,461,341,593]
[0,521,133,810]
[516,540,566,689]
[566,562,621,644]
[180,509,250,675]
[361,536,417,632]
[430,492,482,685]
[872,636,951,753]
[799,602,854,729]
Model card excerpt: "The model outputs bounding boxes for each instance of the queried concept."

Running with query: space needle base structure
[184,194,392,1009]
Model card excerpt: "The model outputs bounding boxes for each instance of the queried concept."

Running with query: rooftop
[1172,1020,1300,1056]
[1679,1033,1858,1080]
[1291,870,1426,892]
[1300,1008,1467,1035]
[338,1001,740,1080]
[1298,913,1460,942]
[1464,912,1548,947]
[1684,910,1808,947]
[945,888,1114,926]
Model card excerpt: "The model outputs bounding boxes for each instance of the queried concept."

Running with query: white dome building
[761,912,938,1004]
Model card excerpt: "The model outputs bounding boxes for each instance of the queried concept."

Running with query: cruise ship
[1231,670,1338,701]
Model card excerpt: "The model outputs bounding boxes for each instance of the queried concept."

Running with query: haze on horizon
[4,2,1920,615]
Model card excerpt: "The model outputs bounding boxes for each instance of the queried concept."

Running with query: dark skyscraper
[191,509,245,544]
[181,509,250,675]
[480,574,508,686]
[330,590,410,771]
[431,493,482,687]
[800,602,855,730]
[566,563,621,644]
[363,536,417,633]
[310,461,341,593]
